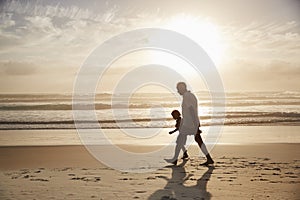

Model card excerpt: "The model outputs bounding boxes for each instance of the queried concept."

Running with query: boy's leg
[165,135,185,165]
[173,144,181,159]
[164,143,180,165]
[181,135,189,159]
[174,134,186,159]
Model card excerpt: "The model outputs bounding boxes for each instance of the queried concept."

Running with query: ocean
[0,91,299,130]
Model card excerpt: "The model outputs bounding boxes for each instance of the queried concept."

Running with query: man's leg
[195,133,214,165]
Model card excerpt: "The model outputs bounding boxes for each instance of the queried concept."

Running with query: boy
[165,110,189,165]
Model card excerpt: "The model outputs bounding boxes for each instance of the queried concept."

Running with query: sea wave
[0,111,299,130]
[0,92,299,129]
[0,99,299,110]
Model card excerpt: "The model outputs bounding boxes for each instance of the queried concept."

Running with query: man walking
[176,82,214,166]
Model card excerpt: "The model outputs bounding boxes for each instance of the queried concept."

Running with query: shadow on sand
[148,160,214,200]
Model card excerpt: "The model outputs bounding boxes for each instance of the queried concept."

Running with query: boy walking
[165,110,189,165]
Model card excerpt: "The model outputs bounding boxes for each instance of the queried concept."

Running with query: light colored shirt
[179,91,200,135]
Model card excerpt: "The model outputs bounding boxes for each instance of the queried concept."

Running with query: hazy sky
[0,0,299,93]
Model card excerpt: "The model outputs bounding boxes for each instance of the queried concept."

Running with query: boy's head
[171,110,181,119]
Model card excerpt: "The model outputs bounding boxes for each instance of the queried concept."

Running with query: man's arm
[189,105,199,130]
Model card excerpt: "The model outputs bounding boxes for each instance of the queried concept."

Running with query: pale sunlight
[163,14,226,66]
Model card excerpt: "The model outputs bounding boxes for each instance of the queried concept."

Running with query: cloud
[223,21,300,48]
[2,1,116,22]
[220,59,300,91]
[223,59,300,77]
[25,16,55,32]
[0,0,153,66]
[220,20,300,65]
[266,60,300,76]
[0,12,15,29]
[0,60,37,76]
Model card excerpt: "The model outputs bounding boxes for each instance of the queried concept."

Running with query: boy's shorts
[176,134,187,145]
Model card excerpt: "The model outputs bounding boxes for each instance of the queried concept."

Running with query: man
[176,82,214,166]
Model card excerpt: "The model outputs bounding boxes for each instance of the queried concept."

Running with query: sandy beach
[1,143,299,199]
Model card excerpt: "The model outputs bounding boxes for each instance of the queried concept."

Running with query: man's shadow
[148,160,214,200]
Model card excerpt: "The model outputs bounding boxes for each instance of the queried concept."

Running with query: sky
[0,0,299,93]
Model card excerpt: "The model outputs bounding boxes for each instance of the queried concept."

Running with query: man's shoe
[181,151,189,160]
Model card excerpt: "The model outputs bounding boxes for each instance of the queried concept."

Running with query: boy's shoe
[164,158,178,165]
[172,159,178,165]
[181,151,189,160]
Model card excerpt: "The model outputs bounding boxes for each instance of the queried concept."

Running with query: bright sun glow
[163,14,226,66]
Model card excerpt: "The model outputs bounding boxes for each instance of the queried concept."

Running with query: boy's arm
[169,118,181,134]
[197,128,202,134]
[169,128,178,134]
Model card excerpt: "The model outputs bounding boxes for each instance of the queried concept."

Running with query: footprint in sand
[68,173,76,176]
[287,175,298,178]
[259,178,269,181]
[30,178,49,182]
[23,175,30,179]
[119,177,133,181]
[269,180,282,183]
[221,179,233,182]
[61,167,72,171]
[135,191,147,194]
[21,171,29,175]
[288,181,300,184]
[147,176,156,180]
[95,177,101,181]
[285,172,294,175]
[223,171,236,174]
[272,167,281,171]
[70,176,100,182]
[8,172,22,179]
[70,177,86,181]
[229,183,242,186]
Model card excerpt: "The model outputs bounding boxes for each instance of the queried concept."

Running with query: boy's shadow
[148,160,214,200]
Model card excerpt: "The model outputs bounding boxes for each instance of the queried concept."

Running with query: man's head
[176,82,187,95]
